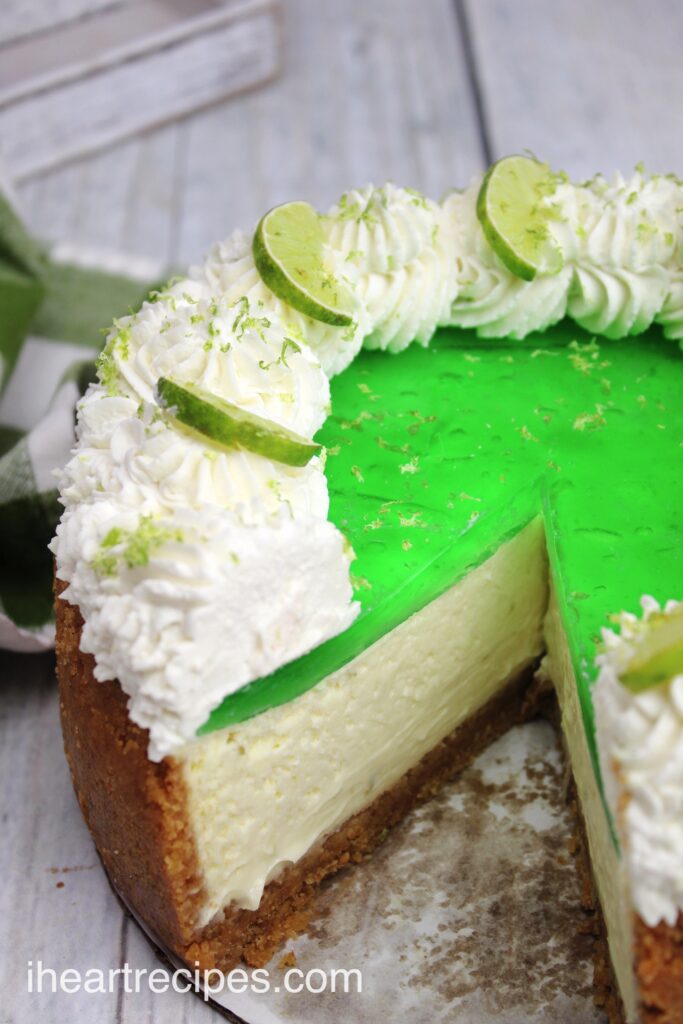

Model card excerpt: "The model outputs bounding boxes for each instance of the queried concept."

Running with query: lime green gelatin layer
[200,323,683,780]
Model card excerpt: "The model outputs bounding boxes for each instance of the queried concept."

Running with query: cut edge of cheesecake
[55,522,681,1024]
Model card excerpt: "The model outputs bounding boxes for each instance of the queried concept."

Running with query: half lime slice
[621,604,683,693]
[155,377,321,468]
[253,201,355,326]
[476,155,564,281]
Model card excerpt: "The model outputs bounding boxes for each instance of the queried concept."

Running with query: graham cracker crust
[547,688,683,1024]
[567,776,683,1024]
[634,916,683,1024]
[55,579,683,1022]
[56,582,205,956]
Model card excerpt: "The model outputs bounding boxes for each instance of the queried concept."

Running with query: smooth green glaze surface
[200,322,683,783]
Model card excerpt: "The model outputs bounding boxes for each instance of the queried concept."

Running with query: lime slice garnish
[253,201,356,326]
[621,604,683,693]
[155,377,321,468]
[476,155,564,281]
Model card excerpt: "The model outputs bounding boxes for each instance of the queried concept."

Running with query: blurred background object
[0,0,116,44]
[9,0,683,270]
[0,0,281,179]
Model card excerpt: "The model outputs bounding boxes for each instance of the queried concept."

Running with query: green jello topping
[200,322,683,797]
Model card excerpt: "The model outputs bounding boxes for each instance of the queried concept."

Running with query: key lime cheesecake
[53,157,683,1023]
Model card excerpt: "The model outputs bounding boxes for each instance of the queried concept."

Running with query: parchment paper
[209,720,607,1024]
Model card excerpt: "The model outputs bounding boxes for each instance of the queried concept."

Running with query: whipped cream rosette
[196,229,368,378]
[53,279,359,759]
[568,171,683,338]
[61,284,331,522]
[442,180,574,338]
[443,167,683,342]
[324,183,458,353]
[56,499,356,760]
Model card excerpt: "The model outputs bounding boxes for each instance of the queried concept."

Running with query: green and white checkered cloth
[0,182,166,651]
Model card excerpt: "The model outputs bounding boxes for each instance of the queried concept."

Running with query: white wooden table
[3,2,683,1021]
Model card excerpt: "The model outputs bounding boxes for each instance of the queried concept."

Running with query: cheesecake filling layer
[177,518,547,925]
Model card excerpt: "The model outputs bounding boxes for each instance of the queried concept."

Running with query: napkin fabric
[0,190,164,651]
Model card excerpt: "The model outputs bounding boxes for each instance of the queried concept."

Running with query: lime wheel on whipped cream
[155,376,321,468]
[621,604,683,692]
[476,154,564,281]
[253,200,357,325]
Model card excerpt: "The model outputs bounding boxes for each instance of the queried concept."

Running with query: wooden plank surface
[174,0,483,262]
[463,0,683,177]
[20,0,484,267]
[0,1,281,181]
[0,652,124,1024]
[0,0,115,46]
[4,1,683,1021]
[16,128,180,264]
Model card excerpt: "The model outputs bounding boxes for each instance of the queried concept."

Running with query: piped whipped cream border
[52,167,683,767]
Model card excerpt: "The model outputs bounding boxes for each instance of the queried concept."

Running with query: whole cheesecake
[54,159,683,1023]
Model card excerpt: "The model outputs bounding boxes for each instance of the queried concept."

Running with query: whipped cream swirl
[594,596,683,927]
[61,284,331,523]
[324,184,457,353]
[443,182,573,339]
[567,172,682,338]
[56,500,356,760]
[53,282,359,758]
[197,230,368,378]
[443,170,683,341]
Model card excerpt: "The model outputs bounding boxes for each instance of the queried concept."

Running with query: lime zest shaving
[92,517,184,577]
